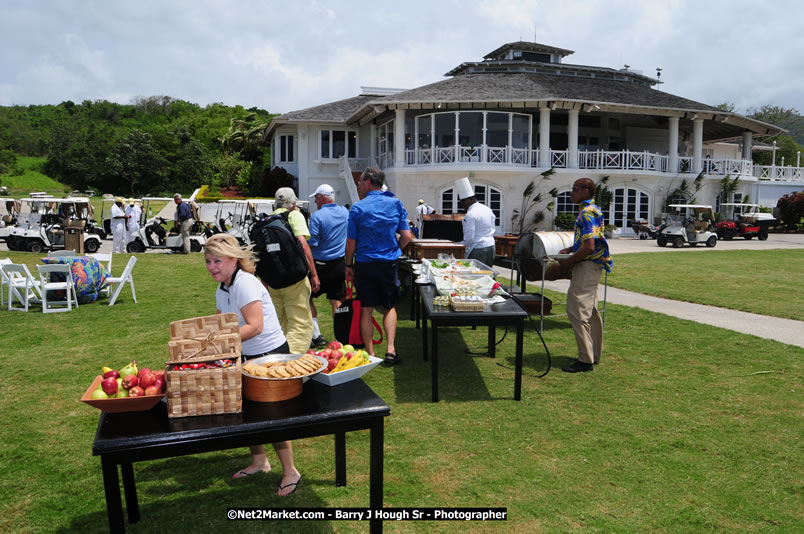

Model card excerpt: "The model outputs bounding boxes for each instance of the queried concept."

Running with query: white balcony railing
[397,146,804,181]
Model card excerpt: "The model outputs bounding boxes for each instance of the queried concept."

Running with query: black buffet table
[418,284,528,402]
[92,380,390,533]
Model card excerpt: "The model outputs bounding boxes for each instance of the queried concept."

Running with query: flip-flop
[232,467,269,479]
[277,475,302,496]
[383,352,401,365]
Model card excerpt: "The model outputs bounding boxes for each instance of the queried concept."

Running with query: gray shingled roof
[272,95,378,123]
[483,41,574,59]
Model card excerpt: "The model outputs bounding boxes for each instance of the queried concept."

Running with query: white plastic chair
[0,258,13,305]
[107,256,137,306]
[2,263,43,312]
[88,253,113,296]
[50,250,78,257]
[37,263,79,313]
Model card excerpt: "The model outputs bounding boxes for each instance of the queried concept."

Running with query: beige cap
[275,187,298,205]
[115,196,125,203]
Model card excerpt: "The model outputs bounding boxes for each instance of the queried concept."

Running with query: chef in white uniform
[110,197,129,254]
[455,177,496,267]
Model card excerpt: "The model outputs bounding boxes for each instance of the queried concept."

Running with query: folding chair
[2,263,43,312]
[50,250,78,257]
[107,256,137,306]
[88,253,113,296]
[37,264,79,313]
[0,258,13,306]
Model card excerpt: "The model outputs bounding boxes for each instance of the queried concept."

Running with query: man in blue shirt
[307,184,349,348]
[345,168,413,365]
[173,193,193,254]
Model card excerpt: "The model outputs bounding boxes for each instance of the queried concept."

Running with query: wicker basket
[165,314,242,418]
[450,296,485,312]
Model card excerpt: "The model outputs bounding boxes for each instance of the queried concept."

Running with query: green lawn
[0,251,801,533]
[609,249,804,320]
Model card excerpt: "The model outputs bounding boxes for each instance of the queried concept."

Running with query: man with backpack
[251,187,320,355]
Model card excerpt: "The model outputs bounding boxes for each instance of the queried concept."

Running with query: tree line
[0,96,291,196]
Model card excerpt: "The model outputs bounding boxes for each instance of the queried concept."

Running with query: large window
[439,184,503,230]
[555,191,575,215]
[320,129,357,159]
[611,187,650,230]
[278,135,294,163]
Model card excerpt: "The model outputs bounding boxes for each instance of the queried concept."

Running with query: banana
[332,355,350,372]
[101,366,114,374]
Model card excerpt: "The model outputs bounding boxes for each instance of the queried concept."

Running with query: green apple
[342,345,355,353]
[91,389,109,400]
[116,388,129,398]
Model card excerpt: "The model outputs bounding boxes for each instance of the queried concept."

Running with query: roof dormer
[483,41,574,64]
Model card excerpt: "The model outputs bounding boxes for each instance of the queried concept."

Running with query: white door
[440,184,503,232]
[610,187,651,235]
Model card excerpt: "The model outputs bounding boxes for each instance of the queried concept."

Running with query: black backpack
[249,212,309,289]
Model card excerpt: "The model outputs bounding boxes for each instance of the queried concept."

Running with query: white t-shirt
[110,204,126,228]
[461,202,496,255]
[215,269,286,356]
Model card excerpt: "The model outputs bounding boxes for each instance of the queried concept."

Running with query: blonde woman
[204,233,302,496]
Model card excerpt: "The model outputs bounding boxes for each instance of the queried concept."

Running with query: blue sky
[1,0,801,115]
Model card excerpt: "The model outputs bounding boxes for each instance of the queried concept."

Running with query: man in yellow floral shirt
[557,178,613,373]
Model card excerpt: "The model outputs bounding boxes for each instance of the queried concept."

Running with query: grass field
[0,156,67,193]
[609,250,804,320]
[0,251,801,533]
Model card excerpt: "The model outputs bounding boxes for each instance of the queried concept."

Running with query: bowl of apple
[81,365,166,413]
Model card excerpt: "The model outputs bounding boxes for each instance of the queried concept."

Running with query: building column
[742,131,752,160]
[297,125,309,195]
[369,123,377,165]
[567,109,579,169]
[668,117,679,173]
[692,118,704,174]
[539,107,550,167]
[394,109,405,167]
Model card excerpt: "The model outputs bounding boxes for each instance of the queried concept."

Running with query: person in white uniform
[125,198,141,245]
[415,199,435,235]
[110,197,129,253]
[455,177,496,266]
[204,233,303,496]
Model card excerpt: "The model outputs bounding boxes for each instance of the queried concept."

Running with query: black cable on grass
[464,294,552,378]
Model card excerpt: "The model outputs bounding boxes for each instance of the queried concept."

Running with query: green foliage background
[0,97,278,196]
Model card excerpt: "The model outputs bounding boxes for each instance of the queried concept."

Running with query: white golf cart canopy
[668,204,713,210]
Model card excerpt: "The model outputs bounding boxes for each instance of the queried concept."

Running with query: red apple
[152,377,164,392]
[139,371,156,389]
[306,349,317,354]
[319,349,331,359]
[144,385,161,396]
[137,367,151,378]
[129,386,145,397]
[328,340,343,351]
[103,370,120,380]
[101,376,118,396]
[344,351,355,361]
[153,370,165,381]
[327,358,339,371]
[122,374,139,389]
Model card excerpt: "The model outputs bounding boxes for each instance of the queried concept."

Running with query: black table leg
[488,325,496,358]
[121,462,139,523]
[369,419,384,534]
[335,432,346,487]
[431,324,439,402]
[408,274,415,322]
[514,320,524,401]
[422,302,428,362]
[101,456,124,534]
[414,285,420,329]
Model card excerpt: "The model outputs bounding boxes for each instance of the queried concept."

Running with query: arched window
[555,191,575,215]
[439,184,503,231]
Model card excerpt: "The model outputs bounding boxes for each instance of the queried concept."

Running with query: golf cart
[658,204,718,248]
[126,197,212,253]
[7,197,102,253]
[212,199,256,245]
[0,198,20,243]
[715,203,776,241]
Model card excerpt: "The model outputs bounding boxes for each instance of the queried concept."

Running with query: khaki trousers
[566,260,603,364]
[268,277,314,354]
[179,218,194,253]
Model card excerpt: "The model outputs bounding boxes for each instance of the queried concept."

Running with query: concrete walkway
[496,234,804,349]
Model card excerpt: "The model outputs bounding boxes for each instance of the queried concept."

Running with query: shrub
[555,212,576,230]
[776,191,804,229]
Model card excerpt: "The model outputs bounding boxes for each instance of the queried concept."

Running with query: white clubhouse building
[266,41,801,234]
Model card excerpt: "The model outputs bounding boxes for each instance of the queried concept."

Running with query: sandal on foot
[233,467,270,479]
[383,352,401,366]
[277,475,302,496]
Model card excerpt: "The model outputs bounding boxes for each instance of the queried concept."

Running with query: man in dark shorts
[345,168,413,365]
[307,184,349,348]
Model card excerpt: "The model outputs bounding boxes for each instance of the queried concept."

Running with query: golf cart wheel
[672,236,683,248]
[744,235,753,240]
[758,230,769,241]
[26,240,45,253]
[657,235,667,247]
[190,240,202,253]
[84,239,100,253]
[126,240,144,253]
[723,230,733,241]
[706,236,717,248]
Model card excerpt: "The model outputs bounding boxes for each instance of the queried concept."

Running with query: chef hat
[454,177,474,200]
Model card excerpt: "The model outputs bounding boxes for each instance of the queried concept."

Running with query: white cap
[381,184,388,192]
[309,184,335,197]
[455,177,474,199]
